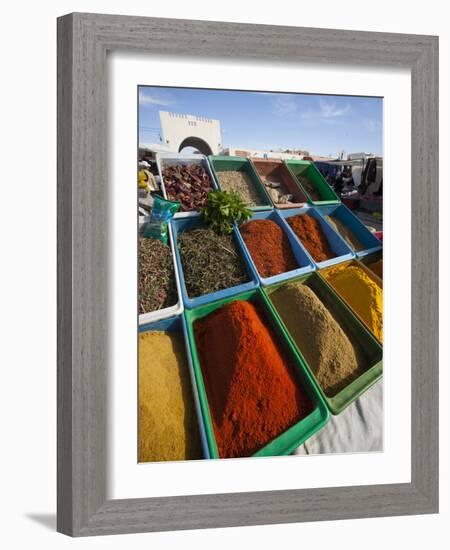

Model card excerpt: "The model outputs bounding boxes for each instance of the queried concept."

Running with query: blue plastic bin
[171,217,259,309]
[139,314,210,460]
[277,206,355,269]
[314,204,382,258]
[235,210,315,287]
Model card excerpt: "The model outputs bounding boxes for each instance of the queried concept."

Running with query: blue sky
[139,86,382,157]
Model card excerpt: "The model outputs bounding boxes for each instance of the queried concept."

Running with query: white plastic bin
[156,153,218,219]
[139,222,184,325]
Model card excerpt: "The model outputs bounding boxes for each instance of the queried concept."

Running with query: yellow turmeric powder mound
[322,263,383,342]
[139,331,202,462]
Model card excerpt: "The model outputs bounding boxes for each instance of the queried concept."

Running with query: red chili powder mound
[194,300,312,458]
[239,219,298,277]
[287,214,335,262]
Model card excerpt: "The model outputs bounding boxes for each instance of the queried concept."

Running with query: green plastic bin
[184,288,329,458]
[263,272,382,415]
[208,156,273,211]
[284,160,340,206]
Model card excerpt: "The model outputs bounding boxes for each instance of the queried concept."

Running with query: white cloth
[352,165,362,187]
[294,380,383,455]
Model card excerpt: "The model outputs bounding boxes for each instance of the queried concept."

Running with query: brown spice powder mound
[270,282,367,396]
[325,215,365,252]
[368,258,383,279]
[240,219,299,278]
[287,214,335,263]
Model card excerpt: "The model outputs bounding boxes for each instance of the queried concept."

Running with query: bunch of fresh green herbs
[200,190,252,235]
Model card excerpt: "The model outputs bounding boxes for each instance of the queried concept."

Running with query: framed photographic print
[57,12,438,536]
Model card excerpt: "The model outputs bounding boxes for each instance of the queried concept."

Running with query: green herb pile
[200,190,252,235]
[178,227,249,298]
[139,237,177,314]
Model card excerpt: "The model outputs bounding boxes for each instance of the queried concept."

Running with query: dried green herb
[216,170,262,206]
[178,227,249,298]
[139,237,177,314]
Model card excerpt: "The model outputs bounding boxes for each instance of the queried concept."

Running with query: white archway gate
[159,111,222,155]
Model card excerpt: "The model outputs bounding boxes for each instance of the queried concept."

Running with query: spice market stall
[137,154,384,462]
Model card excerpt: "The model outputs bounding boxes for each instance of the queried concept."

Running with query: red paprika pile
[287,214,335,262]
[194,300,312,458]
[239,219,298,277]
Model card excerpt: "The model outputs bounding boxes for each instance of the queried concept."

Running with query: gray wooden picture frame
[57,12,439,537]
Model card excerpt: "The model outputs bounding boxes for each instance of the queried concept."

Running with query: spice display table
[138,156,383,461]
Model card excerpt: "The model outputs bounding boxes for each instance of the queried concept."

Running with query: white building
[159,111,222,155]
[221,146,306,160]
[221,146,336,162]
[347,152,374,160]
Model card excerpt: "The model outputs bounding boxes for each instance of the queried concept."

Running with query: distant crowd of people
[316,160,382,200]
